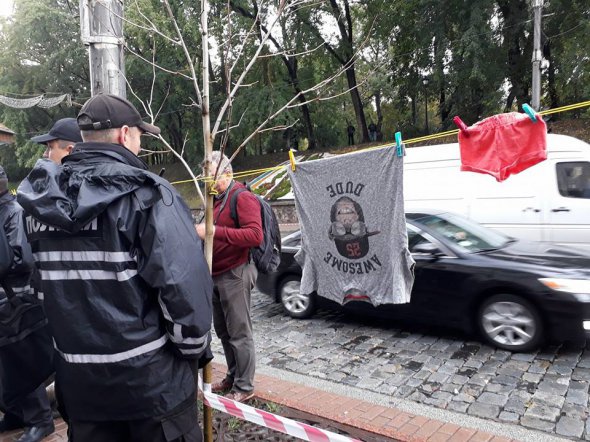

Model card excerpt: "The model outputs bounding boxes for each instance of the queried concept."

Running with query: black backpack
[229,187,281,273]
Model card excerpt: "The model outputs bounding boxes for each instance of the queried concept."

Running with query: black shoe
[15,423,55,442]
[0,417,23,432]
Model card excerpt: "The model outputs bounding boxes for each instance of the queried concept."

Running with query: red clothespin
[453,116,469,137]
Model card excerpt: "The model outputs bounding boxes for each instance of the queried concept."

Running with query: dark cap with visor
[77,94,161,135]
[31,118,83,145]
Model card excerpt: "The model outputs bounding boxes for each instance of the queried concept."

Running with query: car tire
[278,275,316,319]
[477,294,544,352]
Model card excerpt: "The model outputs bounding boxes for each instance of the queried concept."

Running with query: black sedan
[257,210,590,352]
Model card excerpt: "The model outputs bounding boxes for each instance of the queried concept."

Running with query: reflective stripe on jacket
[17,146,213,421]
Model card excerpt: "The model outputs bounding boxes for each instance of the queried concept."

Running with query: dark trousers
[1,384,53,428]
[68,396,201,442]
[212,262,257,392]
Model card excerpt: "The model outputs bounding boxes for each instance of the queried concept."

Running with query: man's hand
[195,223,214,239]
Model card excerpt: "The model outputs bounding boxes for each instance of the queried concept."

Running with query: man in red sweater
[196,152,262,402]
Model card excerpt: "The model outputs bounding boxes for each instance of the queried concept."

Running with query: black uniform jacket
[0,191,34,295]
[17,143,213,421]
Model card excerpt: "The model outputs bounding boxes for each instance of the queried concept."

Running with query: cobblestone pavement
[211,290,590,440]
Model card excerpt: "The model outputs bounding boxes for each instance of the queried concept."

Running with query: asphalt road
[211,289,590,440]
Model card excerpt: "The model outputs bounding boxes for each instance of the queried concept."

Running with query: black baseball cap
[334,236,369,260]
[31,118,83,145]
[77,94,161,135]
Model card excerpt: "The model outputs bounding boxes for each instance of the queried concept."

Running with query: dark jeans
[212,262,257,392]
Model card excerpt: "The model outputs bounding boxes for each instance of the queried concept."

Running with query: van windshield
[556,162,590,199]
[412,212,510,253]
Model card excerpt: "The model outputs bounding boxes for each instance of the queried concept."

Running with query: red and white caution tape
[203,389,362,442]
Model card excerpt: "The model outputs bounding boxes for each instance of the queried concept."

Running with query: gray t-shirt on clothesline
[288,146,414,307]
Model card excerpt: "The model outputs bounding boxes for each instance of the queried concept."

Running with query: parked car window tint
[413,213,508,253]
[556,162,590,199]
[407,228,431,252]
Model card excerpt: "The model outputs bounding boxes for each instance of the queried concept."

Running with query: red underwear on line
[458,112,547,182]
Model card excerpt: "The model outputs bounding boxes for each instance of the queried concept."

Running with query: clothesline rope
[168,99,590,186]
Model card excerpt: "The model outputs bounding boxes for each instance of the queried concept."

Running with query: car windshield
[282,231,302,247]
[411,212,511,253]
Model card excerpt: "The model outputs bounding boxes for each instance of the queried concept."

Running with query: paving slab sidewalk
[0,362,565,442]
[216,361,570,442]
[210,362,516,442]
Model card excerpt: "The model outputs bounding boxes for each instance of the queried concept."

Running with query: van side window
[556,162,590,199]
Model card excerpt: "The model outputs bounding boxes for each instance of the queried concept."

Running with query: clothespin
[522,104,538,123]
[202,174,218,195]
[395,132,404,157]
[453,116,470,136]
[288,150,296,171]
[208,179,218,196]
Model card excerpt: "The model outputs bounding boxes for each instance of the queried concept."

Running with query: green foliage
[0,0,87,176]
[0,0,587,181]
[268,177,292,200]
[542,0,590,111]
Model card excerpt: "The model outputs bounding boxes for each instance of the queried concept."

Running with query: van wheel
[278,275,316,319]
[477,294,543,352]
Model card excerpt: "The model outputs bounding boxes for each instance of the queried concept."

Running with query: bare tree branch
[211,0,288,142]
[161,0,204,108]
[124,44,194,81]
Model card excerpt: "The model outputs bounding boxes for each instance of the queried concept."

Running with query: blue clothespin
[522,104,538,123]
[395,132,404,157]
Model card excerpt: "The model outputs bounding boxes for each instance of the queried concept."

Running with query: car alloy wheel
[478,294,543,352]
[279,275,315,319]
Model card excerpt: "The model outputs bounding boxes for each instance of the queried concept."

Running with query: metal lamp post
[531,0,544,110]
[80,0,126,97]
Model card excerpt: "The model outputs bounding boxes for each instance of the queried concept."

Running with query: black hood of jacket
[17,142,162,234]
[0,190,13,207]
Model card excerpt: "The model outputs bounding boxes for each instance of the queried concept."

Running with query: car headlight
[539,278,590,301]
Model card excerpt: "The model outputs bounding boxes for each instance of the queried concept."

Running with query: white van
[403,134,590,250]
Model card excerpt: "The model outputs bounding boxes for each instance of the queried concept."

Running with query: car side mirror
[412,242,442,258]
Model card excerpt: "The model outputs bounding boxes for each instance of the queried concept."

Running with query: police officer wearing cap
[29,117,82,431]
[31,118,82,164]
[0,165,55,442]
[18,94,213,442]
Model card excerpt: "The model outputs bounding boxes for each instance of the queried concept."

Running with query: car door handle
[551,207,570,212]
[522,207,541,213]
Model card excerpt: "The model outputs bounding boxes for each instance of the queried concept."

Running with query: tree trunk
[544,39,559,111]
[297,0,369,144]
[345,66,369,143]
[375,91,383,131]
[297,92,316,150]
[230,0,317,150]
[434,36,449,126]
[497,0,531,111]
[505,88,516,111]
[285,58,316,150]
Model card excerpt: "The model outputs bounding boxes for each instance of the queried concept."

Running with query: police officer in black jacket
[18,94,213,442]
[0,166,55,442]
